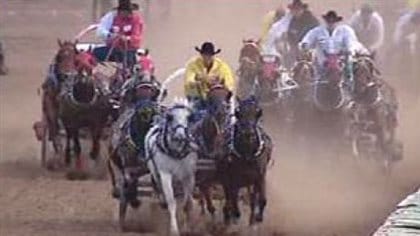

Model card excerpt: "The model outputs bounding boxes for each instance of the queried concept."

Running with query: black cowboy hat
[117,0,135,11]
[288,0,308,10]
[322,10,343,23]
[195,42,221,55]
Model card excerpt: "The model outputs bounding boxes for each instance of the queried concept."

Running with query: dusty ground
[0,0,419,235]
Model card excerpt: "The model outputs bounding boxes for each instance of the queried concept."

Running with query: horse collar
[230,124,265,159]
[156,123,191,160]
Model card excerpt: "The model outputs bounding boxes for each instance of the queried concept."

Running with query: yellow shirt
[184,56,235,99]
[408,0,420,9]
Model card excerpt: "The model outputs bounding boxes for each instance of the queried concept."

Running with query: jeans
[93,46,137,69]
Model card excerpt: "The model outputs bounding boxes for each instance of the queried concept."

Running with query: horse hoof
[130,198,141,208]
[160,202,168,209]
[255,214,264,223]
[112,187,120,199]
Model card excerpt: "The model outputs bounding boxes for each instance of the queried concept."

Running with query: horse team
[238,39,403,169]
[32,37,274,235]
[31,22,406,235]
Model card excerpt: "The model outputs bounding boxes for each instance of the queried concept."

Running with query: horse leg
[203,185,216,217]
[90,126,102,163]
[107,156,119,198]
[64,128,72,166]
[249,185,257,225]
[255,176,267,223]
[198,190,206,216]
[73,129,83,170]
[232,187,241,224]
[182,174,195,232]
[160,172,179,236]
[222,184,233,225]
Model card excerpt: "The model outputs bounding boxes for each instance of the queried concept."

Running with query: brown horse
[58,42,113,171]
[237,39,261,97]
[48,41,110,173]
[219,96,272,225]
[107,98,160,210]
[349,55,401,163]
[192,84,232,217]
[287,55,315,136]
[40,39,79,168]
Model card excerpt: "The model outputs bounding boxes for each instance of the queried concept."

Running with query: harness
[154,105,196,160]
[228,122,265,160]
[62,74,100,108]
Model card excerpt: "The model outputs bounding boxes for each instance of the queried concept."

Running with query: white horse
[145,98,198,236]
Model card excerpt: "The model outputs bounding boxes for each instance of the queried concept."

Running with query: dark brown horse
[56,41,112,171]
[287,55,315,136]
[40,40,79,168]
[237,39,261,97]
[219,96,272,225]
[349,55,401,163]
[192,84,232,217]
[107,98,160,208]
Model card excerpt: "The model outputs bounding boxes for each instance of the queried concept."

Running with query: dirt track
[1,0,419,235]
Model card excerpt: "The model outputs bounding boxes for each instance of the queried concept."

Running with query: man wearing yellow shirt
[184,42,235,109]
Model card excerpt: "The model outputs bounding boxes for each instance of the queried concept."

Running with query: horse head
[232,98,263,159]
[164,98,194,144]
[239,39,262,78]
[130,100,159,146]
[235,95,263,124]
[292,57,315,86]
[207,81,232,103]
[71,71,96,104]
[353,55,381,104]
[55,39,78,74]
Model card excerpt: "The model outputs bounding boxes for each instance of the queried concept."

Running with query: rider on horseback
[349,3,385,55]
[299,10,368,92]
[264,0,319,67]
[184,42,235,112]
[120,64,162,106]
[394,8,420,54]
[95,0,144,69]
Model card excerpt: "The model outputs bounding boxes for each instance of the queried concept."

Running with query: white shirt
[349,10,385,51]
[394,11,419,44]
[263,12,293,55]
[96,11,117,41]
[299,24,368,66]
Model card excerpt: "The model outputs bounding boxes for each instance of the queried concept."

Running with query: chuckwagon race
[1,0,420,235]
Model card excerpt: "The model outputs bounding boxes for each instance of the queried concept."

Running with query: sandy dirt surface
[0,0,419,235]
